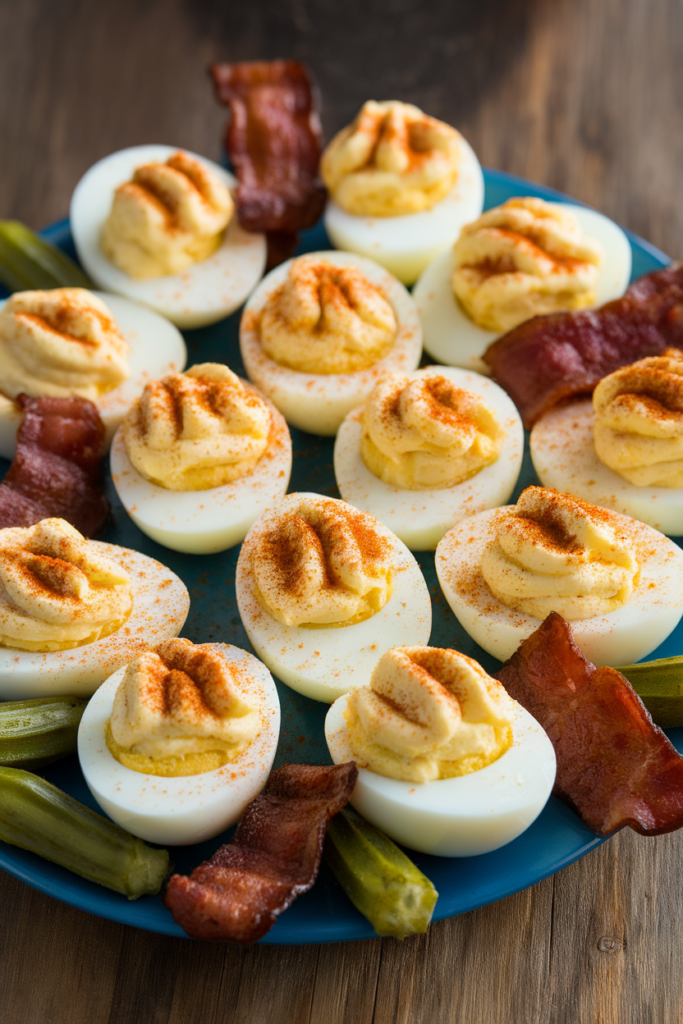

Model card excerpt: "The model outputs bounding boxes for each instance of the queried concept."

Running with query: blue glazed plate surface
[0,168,677,944]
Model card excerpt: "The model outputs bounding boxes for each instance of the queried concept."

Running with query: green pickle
[0,220,93,293]
[0,696,88,769]
[615,656,683,728]
[0,767,169,899]
[325,806,438,938]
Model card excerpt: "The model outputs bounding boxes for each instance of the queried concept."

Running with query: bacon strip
[0,394,109,536]
[483,262,683,427]
[164,762,357,942]
[210,59,326,268]
[495,612,683,836]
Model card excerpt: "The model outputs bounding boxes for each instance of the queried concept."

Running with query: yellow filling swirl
[252,496,393,627]
[593,350,683,487]
[345,646,515,783]
[107,638,260,777]
[259,257,397,374]
[361,371,504,489]
[101,150,234,279]
[321,100,461,217]
[123,363,271,491]
[481,487,638,620]
[452,198,602,332]
[0,519,132,652]
[0,288,129,401]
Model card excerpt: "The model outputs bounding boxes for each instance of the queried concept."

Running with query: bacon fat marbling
[495,611,683,836]
[484,263,683,427]
[210,59,326,267]
[164,761,357,942]
[0,394,108,536]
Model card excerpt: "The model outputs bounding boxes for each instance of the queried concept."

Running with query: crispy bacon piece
[164,761,357,942]
[210,59,326,268]
[495,612,683,836]
[0,394,109,536]
[483,262,683,427]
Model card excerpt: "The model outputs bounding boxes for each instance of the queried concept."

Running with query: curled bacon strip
[210,59,326,267]
[495,612,683,836]
[0,394,109,536]
[164,761,358,942]
[483,263,683,427]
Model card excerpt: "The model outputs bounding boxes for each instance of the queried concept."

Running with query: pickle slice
[0,221,93,293]
[0,767,169,899]
[325,806,438,938]
[615,656,683,728]
[0,696,88,769]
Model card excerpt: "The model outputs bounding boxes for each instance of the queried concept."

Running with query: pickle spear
[615,656,683,728]
[325,806,437,938]
[0,767,169,899]
[0,696,88,770]
[0,221,93,292]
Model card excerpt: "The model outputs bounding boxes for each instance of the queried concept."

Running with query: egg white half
[70,145,267,328]
[235,493,432,702]
[0,291,186,459]
[413,203,633,374]
[333,365,524,550]
[78,644,280,846]
[110,385,292,554]
[435,505,683,666]
[0,543,190,699]
[239,251,422,436]
[325,692,556,856]
[531,399,683,537]
[323,135,485,286]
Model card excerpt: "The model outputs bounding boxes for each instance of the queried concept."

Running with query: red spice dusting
[253,497,391,600]
[136,638,249,722]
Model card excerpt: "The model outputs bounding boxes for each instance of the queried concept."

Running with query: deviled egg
[0,518,190,699]
[0,286,186,457]
[531,350,683,535]
[110,363,292,554]
[235,493,432,702]
[239,251,422,435]
[325,646,556,856]
[435,486,683,666]
[78,639,280,845]
[334,365,523,549]
[321,101,484,285]
[71,145,267,328]
[414,197,632,373]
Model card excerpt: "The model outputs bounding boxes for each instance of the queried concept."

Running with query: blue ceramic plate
[0,168,679,944]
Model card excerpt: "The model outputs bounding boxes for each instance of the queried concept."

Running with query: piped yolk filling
[105,721,252,778]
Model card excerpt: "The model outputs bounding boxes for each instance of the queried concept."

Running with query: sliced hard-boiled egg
[435,505,683,666]
[413,203,632,374]
[531,399,683,536]
[333,366,524,550]
[324,136,484,286]
[70,145,267,328]
[239,251,422,436]
[110,383,292,554]
[235,493,432,702]
[0,291,186,459]
[325,692,555,856]
[78,643,280,845]
[0,542,189,699]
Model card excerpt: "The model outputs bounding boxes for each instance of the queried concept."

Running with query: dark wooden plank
[370,879,553,1024]
[0,872,124,1024]
[547,829,683,1024]
[309,940,382,1024]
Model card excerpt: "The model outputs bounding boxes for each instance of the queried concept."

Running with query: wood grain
[1,1,683,1021]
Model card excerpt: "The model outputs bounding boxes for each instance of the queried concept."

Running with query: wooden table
[1,1,682,1021]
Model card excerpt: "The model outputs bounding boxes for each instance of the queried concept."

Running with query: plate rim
[0,166,672,945]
